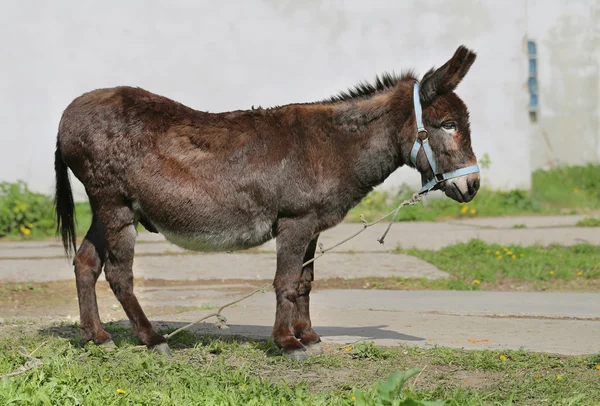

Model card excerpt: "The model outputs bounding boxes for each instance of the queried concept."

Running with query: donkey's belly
[154,220,275,252]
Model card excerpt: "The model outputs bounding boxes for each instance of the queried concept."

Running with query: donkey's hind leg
[97,201,168,353]
[74,216,111,345]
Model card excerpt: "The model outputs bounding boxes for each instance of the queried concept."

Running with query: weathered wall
[527,0,599,170]
[0,0,542,200]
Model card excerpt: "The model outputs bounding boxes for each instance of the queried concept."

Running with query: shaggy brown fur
[55,46,479,358]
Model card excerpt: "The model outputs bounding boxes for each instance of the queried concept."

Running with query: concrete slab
[0,252,447,282]
[447,215,589,229]
[0,241,187,259]
[152,290,600,355]
[1,217,598,261]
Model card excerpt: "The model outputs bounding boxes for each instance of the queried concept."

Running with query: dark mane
[326,70,417,103]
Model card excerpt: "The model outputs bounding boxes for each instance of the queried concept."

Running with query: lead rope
[162,192,423,341]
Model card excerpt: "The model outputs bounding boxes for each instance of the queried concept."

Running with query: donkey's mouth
[443,176,479,203]
[446,181,467,203]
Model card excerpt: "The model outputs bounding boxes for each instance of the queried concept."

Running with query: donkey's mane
[326,70,417,103]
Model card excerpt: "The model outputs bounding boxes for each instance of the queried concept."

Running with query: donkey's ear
[419,45,477,105]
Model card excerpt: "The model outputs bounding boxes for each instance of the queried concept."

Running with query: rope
[0,341,46,379]
[164,193,423,340]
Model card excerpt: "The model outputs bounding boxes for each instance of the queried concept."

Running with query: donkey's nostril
[469,179,480,196]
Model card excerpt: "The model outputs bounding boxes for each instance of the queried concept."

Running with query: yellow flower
[473,279,481,285]
[556,375,562,381]
[503,247,509,252]
[573,188,579,194]
[511,255,516,260]
[365,198,372,204]
[104,378,109,382]
[506,251,513,256]
[535,374,540,379]
[20,226,31,236]
[352,395,357,401]
[470,208,476,214]
[499,355,507,361]
[242,384,246,388]
[461,206,468,214]
[345,346,352,352]
[595,364,600,370]
[495,251,501,255]
[549,271,555,275]
[28,223,33,228]
[577,271,583,276]
[116,389,126,395]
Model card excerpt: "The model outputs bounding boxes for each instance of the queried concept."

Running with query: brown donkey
[55,46,479,359]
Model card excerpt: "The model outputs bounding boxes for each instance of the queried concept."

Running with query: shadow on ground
[39,320,424,351]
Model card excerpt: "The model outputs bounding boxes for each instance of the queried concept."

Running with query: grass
[531,164,600,210]
[348,188,545,222]
[347,164,600,223]
[389,239,600,290]
[1,327,599,405]
[576,216,600,227]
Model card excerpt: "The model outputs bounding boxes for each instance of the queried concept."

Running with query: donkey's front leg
[272,216,316,361]
[294,235,322,355]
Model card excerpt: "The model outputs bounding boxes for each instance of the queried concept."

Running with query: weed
[576,217,600,227]
[0,333,599,405]
[354,368,444,405]
[350,341,392,361]
[347,164,600,223]
[397,239,600,284]
[0,181,55,238]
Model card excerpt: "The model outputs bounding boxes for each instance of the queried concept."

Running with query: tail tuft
[54,142,77,257]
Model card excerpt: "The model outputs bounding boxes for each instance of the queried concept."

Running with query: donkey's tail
[54,141,77,257]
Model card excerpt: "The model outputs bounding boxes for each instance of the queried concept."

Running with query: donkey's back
[56,86,341,253]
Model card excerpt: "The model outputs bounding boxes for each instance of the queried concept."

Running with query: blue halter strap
[410,82,480,195]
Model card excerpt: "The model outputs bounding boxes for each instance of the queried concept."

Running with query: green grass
[348,164,600,223]
[347,188,545,222]
[576,216,600,227]
[395,239,600,287]
[1,329,599,405]
[532,164,600,210]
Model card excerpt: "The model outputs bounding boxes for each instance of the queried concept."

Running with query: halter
[410,82,480,195]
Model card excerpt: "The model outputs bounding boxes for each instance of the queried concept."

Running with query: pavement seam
[367,308,600,322]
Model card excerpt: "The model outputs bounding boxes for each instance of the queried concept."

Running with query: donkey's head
[408,46,479,203]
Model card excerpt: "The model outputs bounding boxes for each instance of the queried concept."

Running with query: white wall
[1,0,536,200]
[527,0,599,170]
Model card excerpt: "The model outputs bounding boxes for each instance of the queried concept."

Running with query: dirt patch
[2,276,599,322]
[0,279,264,320]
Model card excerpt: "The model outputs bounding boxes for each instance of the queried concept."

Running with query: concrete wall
[0,0,562,200]
[527,0,599,170]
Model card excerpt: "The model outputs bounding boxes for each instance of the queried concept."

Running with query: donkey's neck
[329,83,414,192]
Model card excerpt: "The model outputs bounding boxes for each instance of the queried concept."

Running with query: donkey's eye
[441,121,457,131]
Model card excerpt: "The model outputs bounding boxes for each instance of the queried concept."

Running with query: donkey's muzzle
[444,173,480,203]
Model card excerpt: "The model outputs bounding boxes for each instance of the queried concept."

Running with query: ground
[1,215,599,404]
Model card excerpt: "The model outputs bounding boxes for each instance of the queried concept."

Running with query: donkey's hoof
[283,348,308,361]
[99,339,117,352]
[151,342,171,356]
[304,342,323,355]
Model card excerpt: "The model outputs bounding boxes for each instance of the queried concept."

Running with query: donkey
[54,46,479,360]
